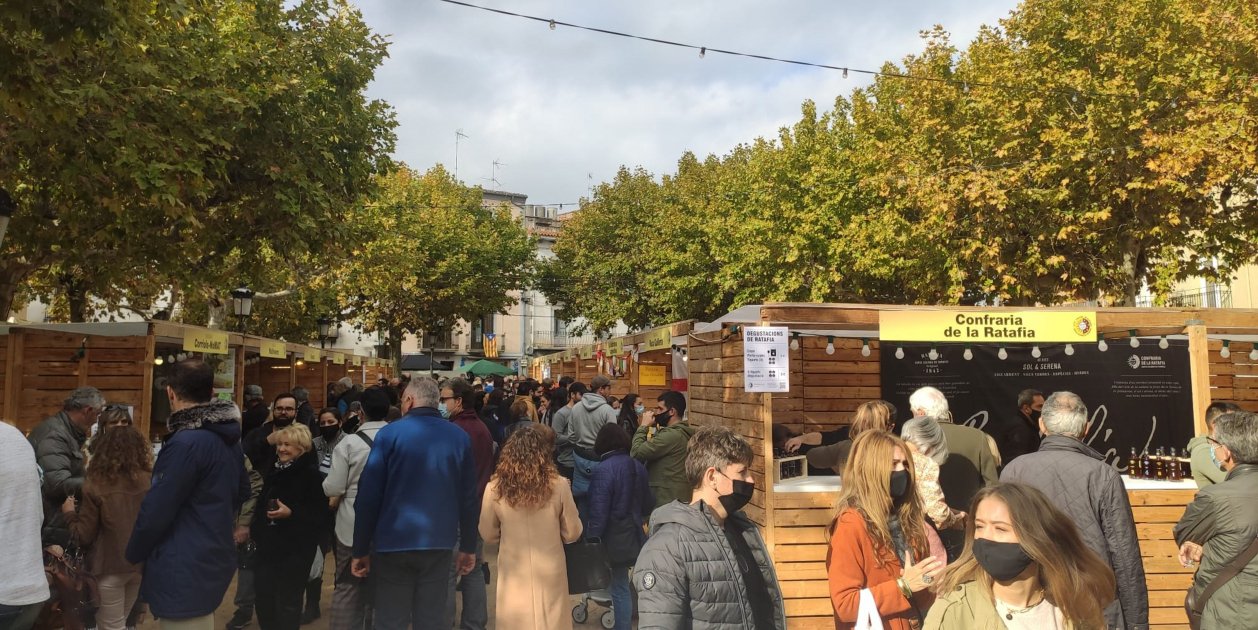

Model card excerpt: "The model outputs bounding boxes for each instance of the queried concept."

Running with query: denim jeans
[444,539,486,630]
[572,453,600,528]
[0,601,46,630]
[372,550,452,630]
[609,566,632,630]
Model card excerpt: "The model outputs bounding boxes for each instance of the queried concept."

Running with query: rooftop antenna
[491,159,506,189]
[454,129,469,179]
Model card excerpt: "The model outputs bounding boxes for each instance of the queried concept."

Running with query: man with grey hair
[908,386,997,558]
[29,386,106,546]
[1002,391,1148,629]
[351,376,479,630]
[1175,410,1258,627]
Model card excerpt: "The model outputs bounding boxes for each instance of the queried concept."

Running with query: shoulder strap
[1193,535,1258,615]
[357,431,374,448]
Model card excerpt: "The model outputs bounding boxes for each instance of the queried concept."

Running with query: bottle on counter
[1168,447,1182,481]
[1128,447,1141,479]
[1155,447,1167,480]
[1141,449,1152,479]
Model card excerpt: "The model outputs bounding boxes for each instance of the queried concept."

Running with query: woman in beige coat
[480,423,583,630]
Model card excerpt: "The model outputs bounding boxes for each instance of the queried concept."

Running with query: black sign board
[880,340,1195,471]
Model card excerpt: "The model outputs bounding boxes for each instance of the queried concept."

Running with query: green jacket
[925,581,1083,630]
[631,421,696,511]
[1175,463,1258,630]
[1187,435,1227,487]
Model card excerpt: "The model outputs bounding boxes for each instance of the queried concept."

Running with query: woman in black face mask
[827,430,946,630]
[925,483,1115,630]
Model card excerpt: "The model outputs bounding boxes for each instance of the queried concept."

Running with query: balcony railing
[532,329,594,349]
[1136,286,1232,308]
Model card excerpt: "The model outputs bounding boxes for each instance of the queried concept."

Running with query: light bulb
[825,337,835,355]
[895,347,905,360]
[1250,348,1258,361]
[998,347,1008,360]
[963,348,973,361]
[1221,342,1231,358]
[1065,343,1075,356]
[789,337,800,351]
[1159,336,1169,350]
[928,348,939,361]
[1130,336,1140,348]
[861,341,871,357]
[154,357,164,365]
[1098,339,1108,352]
[1031,346,1041,358]
[168,355,176,364]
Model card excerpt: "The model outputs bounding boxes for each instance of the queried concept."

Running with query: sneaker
[226,610,251,630]
[300,606,320,625]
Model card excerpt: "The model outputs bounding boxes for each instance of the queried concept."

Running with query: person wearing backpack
[586,424,653,630]
[322,387,391,630]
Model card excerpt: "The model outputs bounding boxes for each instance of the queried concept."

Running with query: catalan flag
[483,333,499,358]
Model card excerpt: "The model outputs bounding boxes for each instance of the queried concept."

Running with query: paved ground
[136,543,621,630]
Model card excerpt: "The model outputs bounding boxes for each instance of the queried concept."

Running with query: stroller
[571,588,615,628]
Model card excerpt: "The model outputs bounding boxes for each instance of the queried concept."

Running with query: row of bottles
[1127,447,1185,480]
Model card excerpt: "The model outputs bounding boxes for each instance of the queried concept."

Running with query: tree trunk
[63,273,89,322]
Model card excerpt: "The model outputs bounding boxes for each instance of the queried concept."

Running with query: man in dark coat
[243,393,301,474]
[1002,391,1148,630]
[28,386,105,546]
[983,388,1044,467]
[1175,410,1258,629]
[126,359,249,630]
[241,384,270,436]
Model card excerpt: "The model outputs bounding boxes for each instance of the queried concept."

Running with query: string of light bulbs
[436,0,1254,106]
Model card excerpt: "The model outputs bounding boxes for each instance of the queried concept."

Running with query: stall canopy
[463,358,515,377]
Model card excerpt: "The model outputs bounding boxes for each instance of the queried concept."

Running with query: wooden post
[1186,319,1212,437]
[234,346,245,406]
[3,328,24,424]
[758,319,776,554]
[140,329,156,439]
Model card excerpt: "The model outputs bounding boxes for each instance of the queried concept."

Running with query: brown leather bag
[1185,536,1258,630]
[34,549,100,630]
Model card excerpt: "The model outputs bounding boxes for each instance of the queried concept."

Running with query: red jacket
[826,508,941,630]
[452,409,495,499]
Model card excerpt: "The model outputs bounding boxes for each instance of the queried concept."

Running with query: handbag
[1185,535,1258,630]
[855,587,884,630]
[39,544,100,630]
[564,539,611,594]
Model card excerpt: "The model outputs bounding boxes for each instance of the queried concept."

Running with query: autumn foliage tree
[544,0,1258,328]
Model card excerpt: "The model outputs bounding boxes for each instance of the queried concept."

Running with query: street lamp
[230,286,254,334]
[317,316,333,349]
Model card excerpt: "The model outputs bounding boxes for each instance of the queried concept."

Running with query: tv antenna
[484,159,506,189]
[454,129,469,179]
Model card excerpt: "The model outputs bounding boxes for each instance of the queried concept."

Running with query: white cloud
[352,0,1021,204]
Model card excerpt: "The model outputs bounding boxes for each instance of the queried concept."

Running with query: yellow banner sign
[644,328,671,351]
[305,348,322,362]
[351,355,362,366]
[879,310,1097,343]
[183,329,229,355]
[260,340,286,360]
[332,352,346,365]
[605,338,624,356]
[639,364,667,387]
[578,345,594,359]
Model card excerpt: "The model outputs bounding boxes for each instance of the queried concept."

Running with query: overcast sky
[351,0,1022,207]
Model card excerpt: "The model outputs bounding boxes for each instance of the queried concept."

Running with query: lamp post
[230,286,254,334]
[317,316,333,349]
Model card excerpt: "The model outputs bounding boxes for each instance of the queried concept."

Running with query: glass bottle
[1140,449,1152,479]
[1155,447,1167,480]
[1168,447,1182,481]
[1128,447,1141,479]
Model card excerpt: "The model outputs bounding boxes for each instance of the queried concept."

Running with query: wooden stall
[1,322,384,440]
[684,303,1258,630]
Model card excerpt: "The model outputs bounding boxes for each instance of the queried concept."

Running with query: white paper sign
[743,326,790,392]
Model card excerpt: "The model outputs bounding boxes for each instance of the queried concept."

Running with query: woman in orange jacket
[827,430,946,630]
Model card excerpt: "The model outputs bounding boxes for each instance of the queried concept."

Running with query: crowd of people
[3,361,1257,630]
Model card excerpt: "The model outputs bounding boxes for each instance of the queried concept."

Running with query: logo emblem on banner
[1074,316,1093,337]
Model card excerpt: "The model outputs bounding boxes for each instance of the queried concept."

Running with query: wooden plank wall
[0,336,7,413]
[1132,489,1195,629]
[635,349,675,405]
[7,330,149,434]
[257,358,293,401]
[1207,339,1258,411]
[295,360,328,411]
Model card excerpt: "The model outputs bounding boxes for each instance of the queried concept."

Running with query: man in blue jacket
[126,359,249,630]
[351,376,479,630]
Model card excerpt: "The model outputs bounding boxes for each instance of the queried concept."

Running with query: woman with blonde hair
[806,400,897,474]
[480,423,582,629]
[63,425,152,630]
[827,430,946,630]
[925,483,1115,630]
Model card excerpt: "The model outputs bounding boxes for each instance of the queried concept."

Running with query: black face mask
[319,425,341,442]
[1029,409,1042,423]
[972,538,1035,581]
[717,472,754,514]
[889,470,910,499]
[655,408,672,427]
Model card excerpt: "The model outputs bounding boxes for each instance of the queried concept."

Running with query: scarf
[167,398,242,434]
